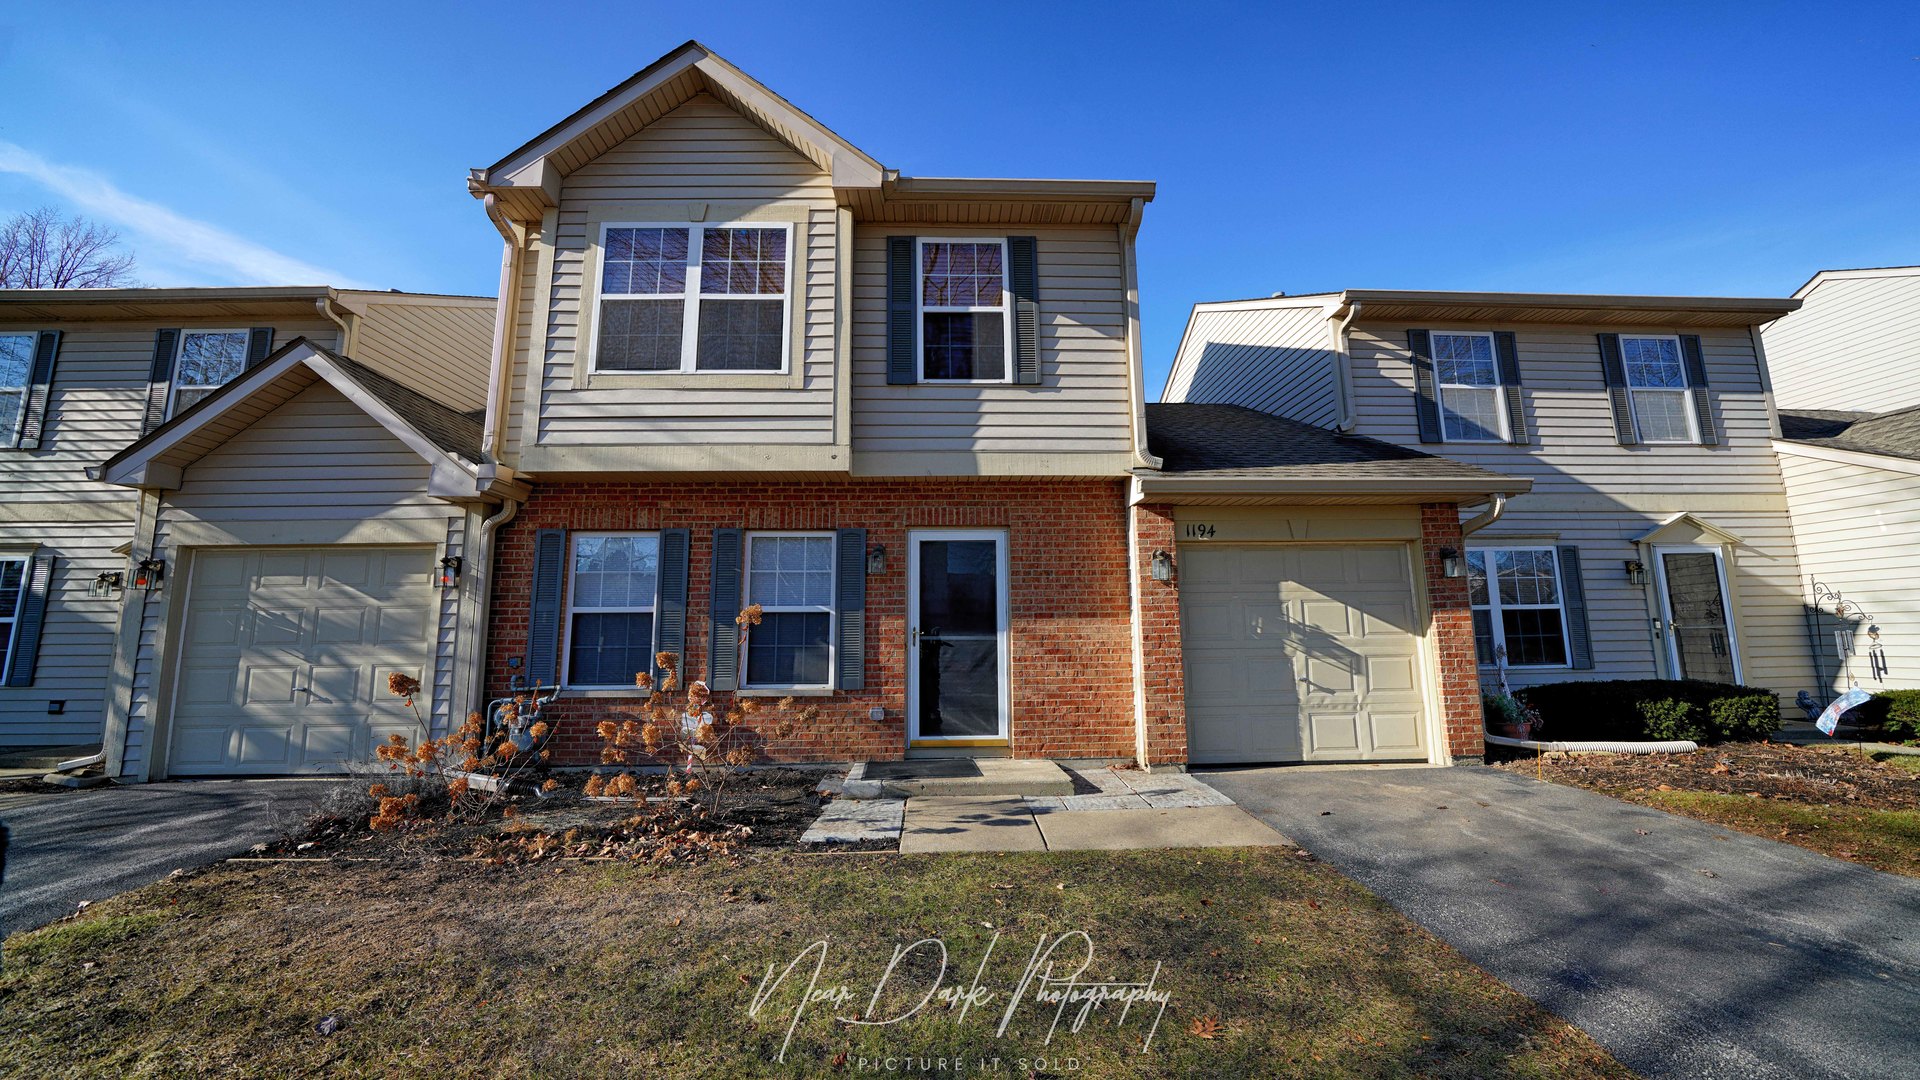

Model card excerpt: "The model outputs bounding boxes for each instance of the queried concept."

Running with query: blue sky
[2,1,1915,395]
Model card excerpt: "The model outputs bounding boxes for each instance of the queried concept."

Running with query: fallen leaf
[315,1015,342,1036]
[1188,1016,1224,1039]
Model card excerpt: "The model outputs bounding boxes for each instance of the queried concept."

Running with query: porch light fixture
[88,571,124,599]
[1625,559,1647,585]
[866,545,887,576]
[1150,549,1174,583]
[1438,547,1463,579]
[438,555,464,589]
[132,557,165,592]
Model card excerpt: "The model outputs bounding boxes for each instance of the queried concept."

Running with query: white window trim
[1650,544,1743,684]
[561,530,660,690]
[0,333,35,445]
[1431,330,1508,443]
[1470,546,1572,670]
[588,221,795,376]
[1620,334,1700,445]
[168,328,252,419]
[741,531,837,691]
[914,237,1015,385]
[0,555,27,682]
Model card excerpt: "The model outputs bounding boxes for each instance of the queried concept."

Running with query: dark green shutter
[1556,546,1594,670]
[244,327,276,370]
[524,528,567,687]
[834,528,866,691]
[1008,236,1040,385]
[1407,329,1441,442]
[16,331,62,449]
[707,528,744,691]
[886,236,916,385]
[141,329,180,435]
[5,555,54,687]
[652,528,690,685]
[1678,335,1718,445]
[1596,333,1638,445]
[1492,331,1528,445]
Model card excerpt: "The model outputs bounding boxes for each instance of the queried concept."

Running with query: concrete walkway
[1,780,327,938]
[1208,765,1920,1080]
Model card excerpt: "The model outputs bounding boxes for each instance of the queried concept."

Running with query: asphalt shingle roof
[1779,407,1920,464]
[317,348,487,465]
[1144,403,1515,484]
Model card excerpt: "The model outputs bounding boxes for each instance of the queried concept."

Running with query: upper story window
[0,334,34,441]
[0,557,24,677]
[1620,335,1697,444]
[743,533,835,689]
[1468,548,1569,668]
[1432,332,1506,442]
[170,330,251,415]
[565,532,659,689]
[594,223,792,374]
[918,239,1010,383]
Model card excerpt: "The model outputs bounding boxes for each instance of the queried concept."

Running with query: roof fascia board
[1136,475,1532,498]
[1339,289,1800,318]
[101,350,318,487]
[1772,437,1920,476]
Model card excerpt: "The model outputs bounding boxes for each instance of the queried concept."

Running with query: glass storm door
[1658,549,1739,684]
[908,531,1008,742]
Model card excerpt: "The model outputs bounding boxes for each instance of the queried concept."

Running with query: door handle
[910,627,919,648]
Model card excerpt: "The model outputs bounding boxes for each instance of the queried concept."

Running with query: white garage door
[1180,544,1428,764]
[169,546,433,776]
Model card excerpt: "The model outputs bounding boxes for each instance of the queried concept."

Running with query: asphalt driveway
[1207,765,1920,1080]
[0,780,327,939]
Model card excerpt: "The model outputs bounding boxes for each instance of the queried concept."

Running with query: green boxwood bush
[1849,690,1920,742]
[1513,679,1781,743]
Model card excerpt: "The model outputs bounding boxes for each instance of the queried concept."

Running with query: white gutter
[481,195,528,461]
[316,293,352,353]
[465,496,522,714]
[1119,197,1163,470]
[1330,300,1361,432]
[1460,494,1508,536]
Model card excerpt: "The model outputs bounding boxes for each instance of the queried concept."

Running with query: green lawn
[1633,790,1920,878]
[1,849,1628,1078]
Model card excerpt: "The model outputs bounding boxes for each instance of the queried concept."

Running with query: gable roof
[1140,403,1528,504]
[99,338,518,501]
[1778,406,1920,464]
[1789,265,1920,300]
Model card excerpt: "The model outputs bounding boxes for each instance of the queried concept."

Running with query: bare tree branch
[0,207,139,289]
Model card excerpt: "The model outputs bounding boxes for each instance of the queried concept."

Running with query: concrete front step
[844,758,1075,799]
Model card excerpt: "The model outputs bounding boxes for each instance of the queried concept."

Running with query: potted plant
[1483,692,1542,740]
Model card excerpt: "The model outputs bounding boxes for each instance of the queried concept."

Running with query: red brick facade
[1421,502,1485,762]
[487,478,1137,764]
[1132,503,1187,766]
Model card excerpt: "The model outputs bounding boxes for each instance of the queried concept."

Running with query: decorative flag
[1816,687,1872,736]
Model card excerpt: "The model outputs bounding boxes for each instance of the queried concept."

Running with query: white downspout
[481,195,528,461]
[1119,197,1162,470]
[316,293,352,353]
[1460,494,1508,536]
[465,496,522,716]
[1330,300,1361,432]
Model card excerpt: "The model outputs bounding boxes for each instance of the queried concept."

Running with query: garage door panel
[170,545,432,776]
[1306,710,1361,755]
[1300,599,1351,636]
[1367,655,1418,692]
[1362,604,1416,636]
[1368,708,1425,752]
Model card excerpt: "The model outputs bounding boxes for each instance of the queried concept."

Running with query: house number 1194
[1182,523,1217,540]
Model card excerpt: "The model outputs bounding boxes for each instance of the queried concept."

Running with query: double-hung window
[0,557,25,678]
[917,239,1010,383]
[1432,331,1505,442]
[743,533,835,689]
[170,330,252,416]
[1620,335,1696,444]
[0,334,35,442]
[565,533,659,688]
[594,223,792,374]
[1468,548,1570,668]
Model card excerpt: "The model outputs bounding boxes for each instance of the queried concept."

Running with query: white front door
[906,530,1009,745]
[1653,546,1741,684]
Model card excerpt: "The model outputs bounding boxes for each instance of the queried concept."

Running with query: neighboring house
[1164,289,1819,719]
[1763,266,1920,699]
[0,290,502,780]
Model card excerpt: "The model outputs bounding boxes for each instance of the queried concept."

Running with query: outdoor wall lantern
[866,545,887,576]
[88,570,124,599]
[132,557,165,592]
[1150,549,1174,583]
[1625,559,1647,586]
[438,555,464,589]
[1438,547,1463,578]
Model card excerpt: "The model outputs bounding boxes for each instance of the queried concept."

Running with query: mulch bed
[1491,740,1920,812]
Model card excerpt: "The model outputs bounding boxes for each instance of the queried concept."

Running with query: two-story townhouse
[462,42,1165,765]
[24,289,507,779]
[1164,289,1820,733]
[1761,266,1920,699]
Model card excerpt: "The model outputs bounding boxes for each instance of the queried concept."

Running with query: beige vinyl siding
[116,382,466,779]
[1778,450,1920,693]
[528,94,839,454]
[1163,302,1342,425]
[0,317,340,749]
[341,296,494,413]
[1349,322,1814,705]
[1762,271,1920,412]
[849,226,1132,460]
